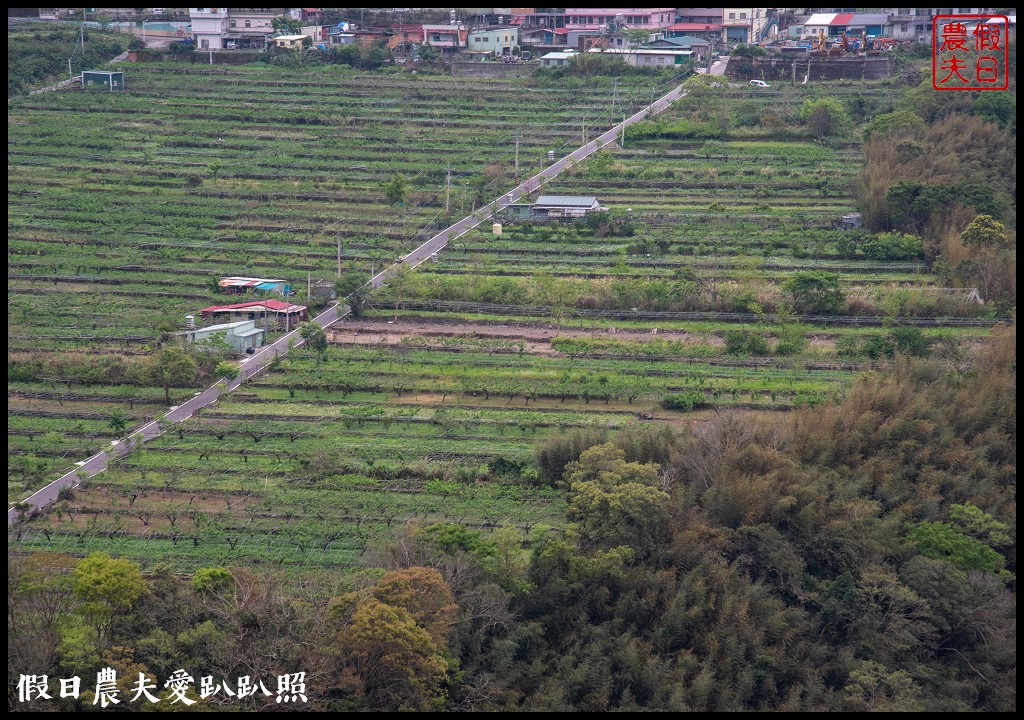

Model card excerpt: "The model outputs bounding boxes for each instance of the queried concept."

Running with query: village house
[190,7,285,50]
[467,26,521,56]
[200,300,308,331]
[422,23,467,52]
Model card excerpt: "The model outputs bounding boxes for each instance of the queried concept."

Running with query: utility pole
[581,114,587,144]
[307,272,311,300]
[620,114,626,148]
[445,161,452,222]
[610,79,618,126]
[514,132,520,182]
[336,232,341,277]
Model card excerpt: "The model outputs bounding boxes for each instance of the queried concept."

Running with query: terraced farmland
[8,63,664,504]
[9,68,1001,572]
[394,122,982,312]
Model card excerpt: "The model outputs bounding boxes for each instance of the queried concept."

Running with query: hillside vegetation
[8,22,134,96]
[10,326,1015,710]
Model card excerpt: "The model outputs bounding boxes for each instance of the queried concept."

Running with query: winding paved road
[8,79,687,526]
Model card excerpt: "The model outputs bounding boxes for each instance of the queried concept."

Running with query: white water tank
[184,314,195,330]
[492,223,503,235]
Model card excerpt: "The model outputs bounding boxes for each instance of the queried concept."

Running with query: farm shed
[311,280,338,299]
[181,320,266,353]
[839,213,862,229]
[218,277,292,296]
[541,51,576,67]
[81,70,124,90]
[533,195,605,219]
[505,204,534,220]
[586,47,694,66]
[200,300,308,330]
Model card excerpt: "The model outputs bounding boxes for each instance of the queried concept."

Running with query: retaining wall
[727,55,895,82]
[451,61,537,78]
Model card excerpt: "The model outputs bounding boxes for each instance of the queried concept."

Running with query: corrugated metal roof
[849,13,891,27]
[535,195,599,207]
[831,13,855,26]
[653,35,706,46]
[668,22,721,31]
[805,13,837,26]
[202,300,307,313]
[192,320,254,333]
[234,328,266,338]
[218,277,288,288]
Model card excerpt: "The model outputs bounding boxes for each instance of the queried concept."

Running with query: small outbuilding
[218,277,292,296]
[532,195,605,219]
[81,70,124,90]
[541,51,576,67]
[181,319,266,353]
[271,34,309,48]
[505,204,534,220]
[839,212,863,229]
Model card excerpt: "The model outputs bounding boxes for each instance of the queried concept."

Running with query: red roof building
[200,300,308,330]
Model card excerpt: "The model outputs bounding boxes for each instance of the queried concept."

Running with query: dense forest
[853,48,1016,313]
[9,325,1015,711]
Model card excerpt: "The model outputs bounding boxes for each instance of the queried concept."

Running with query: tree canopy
[73,552,146,643]
[782,271,845,314]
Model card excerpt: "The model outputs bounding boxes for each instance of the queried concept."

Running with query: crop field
[8,63,659,502]
[9,67,1000,571]
[392,131,972,307]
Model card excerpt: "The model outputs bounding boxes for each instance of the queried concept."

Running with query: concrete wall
[451,62,537,78]
[129,50,263,64]
[726,54,895,82]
